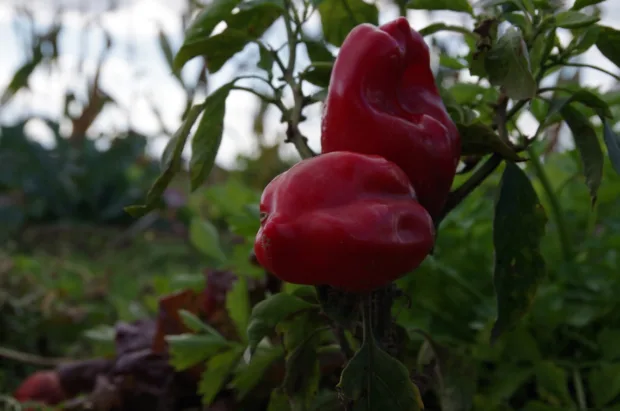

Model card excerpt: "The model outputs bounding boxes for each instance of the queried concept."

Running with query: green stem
[558,62,620,82]
[527,144,573,261]
[281,0,316,159]
[362,294,374,345]
[573,368,587,410]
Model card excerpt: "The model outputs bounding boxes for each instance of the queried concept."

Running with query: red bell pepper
[321,17,460,218]
[254,151,434,292]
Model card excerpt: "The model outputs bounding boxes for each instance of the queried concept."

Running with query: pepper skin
[13,371,66,407]
[254,151,434,292]
[321,17,460,218]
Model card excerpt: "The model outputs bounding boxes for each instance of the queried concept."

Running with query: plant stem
[573,368,587,410]
[362,293,374,344]
[281,0,316,159]
[0,346,72,367]
[438,153,502,222]
[526,144,573,261]
[334,327,354,360]
[557,62,620,82]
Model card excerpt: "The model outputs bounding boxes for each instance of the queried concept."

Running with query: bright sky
[1,0,619,169]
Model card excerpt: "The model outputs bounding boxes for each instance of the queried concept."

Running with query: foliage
[3,0,620,410]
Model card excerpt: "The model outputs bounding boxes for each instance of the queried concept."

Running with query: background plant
[3,0,620,410]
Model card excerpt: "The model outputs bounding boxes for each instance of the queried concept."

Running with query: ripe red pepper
[254,151,434,292]
[321,17,460,218]
[13,371,66,408]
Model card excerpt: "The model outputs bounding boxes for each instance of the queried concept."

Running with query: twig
[0,346,73,367]
[281,0,316,159]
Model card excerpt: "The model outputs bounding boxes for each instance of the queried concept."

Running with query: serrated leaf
[166,334,231,370]
[589,364,620,407]
[226,277,251,342]
[491,163,547,342]
[407,0,472,12]
[560,105,604,203]
[535,361,573,406]
[596,26,620,69]
[231,346,285,399]
[189,82,234,190]
[190,218,227,262]
[338,338,424,411]
[484,28,536,100]
[603,120,620,176]
[458,121,523,161]
[319,0,378,47]
[247,293,318,352]
[572,0,605,10]
[554,11,599,29]
[125,104,203,217]
[199,347,245,405]
[178,309,225,338]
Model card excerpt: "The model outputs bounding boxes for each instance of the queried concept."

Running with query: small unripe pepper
[254,151,434,292]
[321,17,460,218]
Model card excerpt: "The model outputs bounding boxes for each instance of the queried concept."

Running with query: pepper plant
[129,0,620,409]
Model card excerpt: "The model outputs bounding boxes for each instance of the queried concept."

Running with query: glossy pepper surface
[321,17,460,218]
[254,151,434,292]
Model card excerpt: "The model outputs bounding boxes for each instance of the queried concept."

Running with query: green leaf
[560,105,604,203]
[199,346,245,405]
[572,0,605,10]
[415,332,477,411]
[318,0,378,47]
[554,11,599,29]
[418,23,473,37]
[484,28,536,100]
[178,309,225,338]
[166,334,231,370]
[247,293,318,352]
[281,329,321,409]
[603,120,620,176]
[258,43,274,74]
[406,0,472,13]
[440,55,467,70]
[568,25,600,55]
[338,338,424,410]
[231,346,285,399]
[125,104,204,217]
[535,361,573,406]
[267,388,292,411]
[303,38,334,62]
[226,277,251,342]
[457,121,523,161]
[301,62,333,88]
[190,218,227,262]
[597,328,620,360]
[189,82,234,190]
[491,163,547,342]
[174,0,243,71]
[158,28,176,72]
[546,89,612,121]
[589,364,620,407]
[596,26,620,69]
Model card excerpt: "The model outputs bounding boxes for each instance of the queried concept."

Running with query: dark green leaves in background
[317,0,378,47]
[492,163,547,342]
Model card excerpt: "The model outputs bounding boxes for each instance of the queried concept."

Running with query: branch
[281,0,316,159]
[0,346,72,367]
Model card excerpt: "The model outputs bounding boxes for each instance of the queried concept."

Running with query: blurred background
[1,0,620,410]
